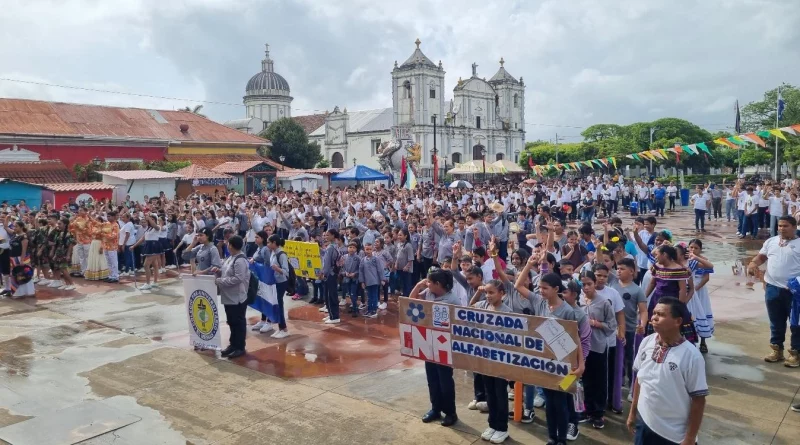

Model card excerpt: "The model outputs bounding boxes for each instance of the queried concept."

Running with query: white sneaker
[259,323,274,333]
[33,277,40,284]
[324,318,341,324]
[476,401,488,412]
[50,280,64,288]
[467,400,478,410]
[534,394,545,408]
[159,268,166,274]
[64,285,76,291]
[322,316,330,322]
[139,284,152,290]
[481,427,496,441]
[251,321,266,331]
[358,303,366,310]
[489,430,509,443]
[378,302,387,310]
[627,391,633,402]
[166,265,177,269]
[271,330,289,339]
[319,307,328,313]
[38,279,50,286]
[339,299,347,307]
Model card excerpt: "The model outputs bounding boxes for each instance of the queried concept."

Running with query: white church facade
[227,41,526,179]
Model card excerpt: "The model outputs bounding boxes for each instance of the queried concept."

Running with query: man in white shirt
[666,182,679,212]
[748,216,800,367]
[118,213,136,276]
[742,187,759,239]
[690,186,710,232]
[628,297,707,445]
[767,186,785,237]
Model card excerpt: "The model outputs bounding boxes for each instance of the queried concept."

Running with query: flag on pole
[405,166,418,190]
[735,100,741,133]
[528,156,535,170]
[778,89,786,121]
[400,156,407,188]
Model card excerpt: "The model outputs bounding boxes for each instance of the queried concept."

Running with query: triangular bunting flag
[570,162,579,170]
[631,153,640,161]
[781,127,797,136]
[791,124,800,133]
[697,142,711,155]
[626,154,634,159]
[743,133,766,147]
[756,130,772,138]
[727,137,745,146]
[768,129,787,141]
[658,149,669,159]
[731,136,748,145]
[686,144,697,154]
[610,157,617,168]
[598,158,608,167]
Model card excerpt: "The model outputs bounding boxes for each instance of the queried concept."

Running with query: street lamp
[432,114,439,184]
[353,158,357,167]
[92,156,102,167]
[279,155,285,171]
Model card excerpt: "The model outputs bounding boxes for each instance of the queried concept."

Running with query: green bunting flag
[697,142,711,156]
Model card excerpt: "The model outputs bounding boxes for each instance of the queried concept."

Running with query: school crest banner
[399,297,580,393]
[182,274,222,350]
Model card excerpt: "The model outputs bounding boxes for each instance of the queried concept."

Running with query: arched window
[331,152,344,168]
[496,153,504,161]
[472,144,485,160]
[513,94,519,108]
[403,80,412,99]
[451,152,462,164]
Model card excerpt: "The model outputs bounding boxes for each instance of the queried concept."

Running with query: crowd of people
[1,172,799,444]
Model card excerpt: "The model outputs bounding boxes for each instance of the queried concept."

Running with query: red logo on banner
[400,323,451,365]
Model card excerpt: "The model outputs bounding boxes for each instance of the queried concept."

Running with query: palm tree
[179,105,205,117]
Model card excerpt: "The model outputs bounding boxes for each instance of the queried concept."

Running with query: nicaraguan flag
[778,90,786,121]
[249,262,281,322]
[405,167,417,190]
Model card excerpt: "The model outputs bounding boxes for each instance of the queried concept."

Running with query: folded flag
[249,262,281,322]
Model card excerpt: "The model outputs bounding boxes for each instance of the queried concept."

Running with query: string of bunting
[529,123,800,175]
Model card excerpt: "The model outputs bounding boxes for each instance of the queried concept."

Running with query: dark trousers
[121,246,135,272]
[570,201,579,220]
[134,245,143,269]
[635,415,680,445]
[224,301,247,351]
[758,206,768,228]
[543,388,571,442]
[607,345,617,406]
[624,331,636,386]
[584,350,608,419]
[324,274,340,320]
[425,362,456,416]
[654,199,665,217]
[473,373,486,402]
[498,241,508,262]
[412,259,423,284]
[313,281,323,301]
[668,195,676,210]
[484,375,509,432]
[421,257,433,280]
[636,268,647,286]
[765,284,800,350]
[694,209,706,230]
[245,242,257,258]
[175,244,187,267]
[275,280,288,330]
[745,213,759,237]
[712,197,722,219]
[399,270,413,297]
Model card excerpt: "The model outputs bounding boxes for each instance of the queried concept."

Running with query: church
[231,40,526,180]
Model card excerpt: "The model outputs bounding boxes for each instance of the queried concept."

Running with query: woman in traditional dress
[84,215,109,281]
[687,239,715,353]
[642,244,695,342]
[9,221,35,298]
[131,214,161,290]
[52,218,76,291]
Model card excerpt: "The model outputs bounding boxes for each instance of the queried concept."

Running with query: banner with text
[399,297,580,393]
[284,240,322,279]
[182,274,222,350]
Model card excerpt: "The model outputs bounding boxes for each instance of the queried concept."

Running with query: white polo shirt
[634,334,708,443]
[597,285,624,347]
[758,236,800,289]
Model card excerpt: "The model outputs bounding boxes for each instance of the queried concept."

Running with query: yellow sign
[283,240,322,278]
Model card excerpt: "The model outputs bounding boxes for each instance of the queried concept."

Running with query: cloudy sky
[1,0,797,141]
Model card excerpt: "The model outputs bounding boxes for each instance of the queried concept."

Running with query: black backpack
[235,256,259,305]
[277,251,297,295]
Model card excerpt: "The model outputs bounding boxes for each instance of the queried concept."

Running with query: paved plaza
[0,208,799,444]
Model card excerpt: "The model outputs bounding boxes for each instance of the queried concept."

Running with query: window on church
[515,123,518,129]
[476,116,481,129]
[404,81,411,99]
[513,94,519,108]
[263,121,269,131]
[496,153,504,161]
[430,88,436,99]
[371,139,381,155]
[452,152,461,164]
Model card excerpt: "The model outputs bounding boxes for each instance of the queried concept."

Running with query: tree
[260,118,323,169]
[179,105,206,117]
[316,159,331,168]
[741,84,800,177]
[581,124,626,142]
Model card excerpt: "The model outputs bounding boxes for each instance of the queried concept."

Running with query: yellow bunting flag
[768,129,787,141]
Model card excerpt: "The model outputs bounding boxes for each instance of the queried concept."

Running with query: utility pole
[554,133,565,164]
[432,114,438,184]
[649,127,656,176]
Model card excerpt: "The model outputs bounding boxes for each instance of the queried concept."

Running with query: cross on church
[415,38,421,49]
[471,62,478,77]
[499,57,504,67]
[264,43,270,57]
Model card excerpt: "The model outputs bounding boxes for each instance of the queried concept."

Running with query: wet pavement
[0,208,798,444]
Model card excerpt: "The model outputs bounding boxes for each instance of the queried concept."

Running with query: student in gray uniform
[320,229,341,324]
[184,228,222,276]
[359,242,385,318]
[342,241,361,316]
[395,228,415,297]
[471,280,512,444]
[410,269,462,428]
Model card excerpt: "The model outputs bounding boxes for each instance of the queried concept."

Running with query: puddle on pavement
[0,336,33,376]
[0,408,32,429]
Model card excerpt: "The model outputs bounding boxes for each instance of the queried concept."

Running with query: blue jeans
[399,270,413,297]
[639,198,650,213]
[121,246,134,273]
[765,284,800,351]
[654,198,665,216]
[581,208,594,224]
[725,199,736,221]
[737,209,745,234]
[543,388,571,442]
[346,279,359,307]
[523,385,545,411]
[744,213,758,237]
[694,209,706,230]
[365,284,379,313]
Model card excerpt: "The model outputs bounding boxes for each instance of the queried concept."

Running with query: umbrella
[449,180,473,189]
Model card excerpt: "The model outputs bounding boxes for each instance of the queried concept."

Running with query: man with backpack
[216,236,251,359]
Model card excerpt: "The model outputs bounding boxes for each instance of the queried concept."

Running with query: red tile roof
[172,164,233,180]
[213,161,268,174]
[0,160,74,184]
[99,170,183,180]
[292,113,327,134]
[0,98,268,145]
[44,182,117,192]
[164,154,284,170]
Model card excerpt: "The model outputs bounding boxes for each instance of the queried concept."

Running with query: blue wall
[0,182,43,209]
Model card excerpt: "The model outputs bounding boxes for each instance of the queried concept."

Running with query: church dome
[245,44,291,97]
